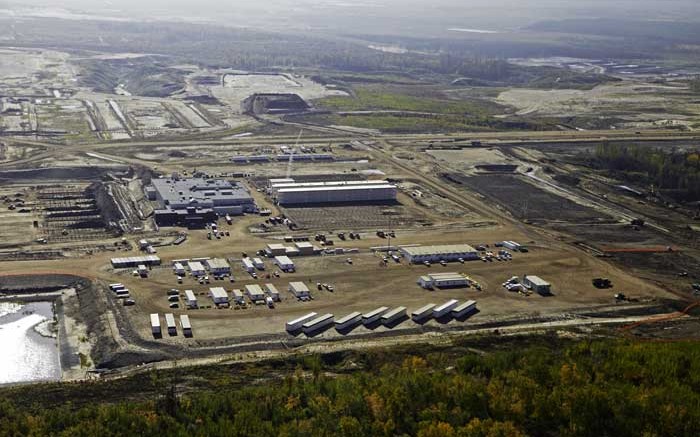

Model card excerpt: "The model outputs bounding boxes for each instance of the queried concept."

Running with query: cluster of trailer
[285,299,477,336]
[150,313,192,337]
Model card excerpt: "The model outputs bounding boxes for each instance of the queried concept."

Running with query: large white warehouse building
[271,179,397,205]
[400,244,479,264]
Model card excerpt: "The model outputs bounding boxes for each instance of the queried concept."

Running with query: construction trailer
[150,313,161,335]
[241,257,256,273]
[184,289,198,309]
[264,283,281,301]
[501,241,522,251]
[452,300,477,318]
[433,299,460,318]
[209,287,229,305]
[288,281,310,298]
[253,258,266,270]
[231,289,245,305]
[165,313,177,335]
[363,306,389,324]
[188,261,206,277]
[111,255,161,268]
[137,264,149,277]
[286,312,318,332]
[411,303,436,321]
[399,244,479,264]
[205,258,231,275]
[265,243,287,257]
[180,315,192,336]
[523,275,551,295]
[335,311,362,331]
[173,262,186,276]
[381,306,407,325]
[418,272,471,289]
[109,283,125,291]
[244,284,266,304]
[274,256,295,272]
[302,313,334,335]
[294,241,315,256]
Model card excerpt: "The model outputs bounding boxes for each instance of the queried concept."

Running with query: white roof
[336,311,362,324]
[302,313,334,328]
[209,287,228,299]
[267,243,286,250]
[206,258,230,269]
[277,184,395,193]
[180,315,191,330]
[382,306,407,319]
[265,283,279,293]
[525,275,550,286]
[150,313,160,327]
[288,312,317,326]
[185,289,197,300]
[364,306,389,318]
[401,244,477,256]
[295,241,314,249]
[188,261,205,271]
[289,281,309,292]
[165,313,176,327]
[453,300,477,312]
[412,303,436,316]
[245,284,265,296]
[275,256,294,265]
[435,299,459,312]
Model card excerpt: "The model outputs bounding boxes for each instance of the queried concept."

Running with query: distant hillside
[75,57,186,97]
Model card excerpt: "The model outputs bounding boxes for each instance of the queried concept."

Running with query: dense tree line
[593,143,700,201]
[1,340,700,436]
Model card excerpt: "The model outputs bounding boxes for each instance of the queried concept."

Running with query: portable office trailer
[523,275,551,295]
[502,241,521,251]
[188,261,206,277]
[412,303,436,321]
[109,283,124,291]
[241,257,255,273]
[452,300,477,318]
[150,313,161,334]
[253,258,265,270]
[274,256,295,272]
[231,289,245,304]
[111,255,161,268]
[381,306,407,324]
[265,243,287,257]
[165,313,177,335]
[180,315,192,336]
[205,258,231,275]
[115,288,130,297]
[184,289,198,308]
[335,312,362,331]
[294,241,315,256]
[137,264,148,277]
[302,313,334,335]
[244,284,266,303]
[399,245,479,264]
[173,262,186,276]
[363,306,389,324]
[288,281,310,298]
[418,273,471,289]
[264,283,281,301]
[433,299,459,318]
[208,287,229,304]
[286,312,318,331]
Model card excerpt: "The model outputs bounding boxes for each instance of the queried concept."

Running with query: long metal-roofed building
[111,255,161,268]
[400,244,479,264]
[149,177,256,227]
[270,179,397,205]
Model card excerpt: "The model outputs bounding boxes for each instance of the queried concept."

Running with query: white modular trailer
[253,258,265,270]
[418,273,471,289]
[276,184,397,205]
[264,284,281,301]
[184,289,198,308]
[115,288,130,297]
[111,255,161,268]
[381,306,407,324]
[265,243,287,256]
[173,262,186,276]
[205,258,231,275]
[188,261,206,276]
[274,256,295,272]
[286,312,318,331]
[523,275,551,295]
[412,303,436,321]
[335,312,362,330]
[302,313,334,335]
[231,289,245,304]
[180,315,192,336]
[109,283,125,291]
[502,241,522,251]
[363,306,389,324]
[165,313,177,335]
[241,257,256,273]
[288,281,310,298]
[433,299,460,318]
[399,244,479,264]
[452,300,477,318]
[209,287,229,304]
[244,284,266,303]
[150,313,161,334]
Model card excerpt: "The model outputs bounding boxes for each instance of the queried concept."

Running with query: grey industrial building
[270,179,397,205]
[147,177,256,227]
[400,244,479,264]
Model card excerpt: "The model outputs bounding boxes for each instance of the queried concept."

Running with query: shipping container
[381,306,407,324]
[412,303,437,321]
[302,313,334,335]
[286,312,318,331]
[165,313,177,335]
[335,311,362,331]
[452,300,477,318]
[433,299,459,318]
[363,306,389,324]
[150,313,161,335]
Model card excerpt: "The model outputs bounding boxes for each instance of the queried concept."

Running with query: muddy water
[0,301,61,384]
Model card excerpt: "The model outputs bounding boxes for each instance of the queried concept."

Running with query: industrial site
[1,8,700,389]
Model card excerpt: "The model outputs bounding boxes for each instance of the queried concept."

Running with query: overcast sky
[3,0,700,36]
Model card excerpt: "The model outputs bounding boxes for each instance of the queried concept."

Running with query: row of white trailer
[285,300,477,335]
[205,284,283,306]
[150,313,192,336]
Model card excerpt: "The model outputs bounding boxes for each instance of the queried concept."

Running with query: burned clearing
[448,173,613,223]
